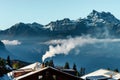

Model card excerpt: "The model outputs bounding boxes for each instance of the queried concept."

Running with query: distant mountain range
[1,10,120,38]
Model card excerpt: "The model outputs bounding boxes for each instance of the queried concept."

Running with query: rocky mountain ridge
[0,10,120,38]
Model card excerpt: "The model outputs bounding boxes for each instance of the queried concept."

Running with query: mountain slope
[0,10,120,38]
[0,22,44,37]
[77,10,120,38]
[0,41,14,59]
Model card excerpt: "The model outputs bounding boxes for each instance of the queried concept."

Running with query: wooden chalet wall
[18,67,83,80]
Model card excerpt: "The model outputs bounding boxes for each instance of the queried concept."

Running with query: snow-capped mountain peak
[1,10,120,38]
[44,18,76,31]
[87,10,120,24]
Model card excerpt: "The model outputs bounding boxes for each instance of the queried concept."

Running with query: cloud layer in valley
[42,36,120,62]
[1,40,21,46]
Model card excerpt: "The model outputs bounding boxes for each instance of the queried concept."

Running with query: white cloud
[1,40,21,46]
[42,36,120,62]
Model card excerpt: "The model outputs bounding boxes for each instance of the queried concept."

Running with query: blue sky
[0,0,120,30]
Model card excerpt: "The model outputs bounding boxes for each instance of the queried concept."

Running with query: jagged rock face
[86,10,120,27]
[87,10,119,24]
[45,18,77,31]
[79,10,120,38]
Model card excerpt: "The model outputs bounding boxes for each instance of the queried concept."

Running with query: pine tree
[0,58,5,66]
[64,62,70,69]
[45,61,49,67]
[79,67,86,76]
[107,68,110,70]
[49,60,54,67]
[7,56,12,67]
[73,63,77,71]
[114,68,119,72]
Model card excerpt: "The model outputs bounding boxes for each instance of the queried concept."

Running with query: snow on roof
[20,62,41,70]
[7,62,41,80]
[15,66,79,80]
[15,67,48,80]
[81,69,120,80]
[6,62,79,80]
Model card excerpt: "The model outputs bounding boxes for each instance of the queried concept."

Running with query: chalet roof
[16,66,81,80]
[81,69,120,80]
[7,62,41,80]
[20,62,41,70]
[6,62,82,80]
